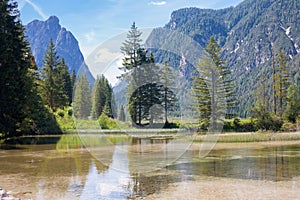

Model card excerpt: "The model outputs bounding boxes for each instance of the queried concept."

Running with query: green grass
[193,132,300,143]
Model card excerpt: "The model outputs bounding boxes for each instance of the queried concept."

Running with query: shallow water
[0,134,300,199]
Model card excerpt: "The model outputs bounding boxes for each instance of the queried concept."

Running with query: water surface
[0,134,300,199]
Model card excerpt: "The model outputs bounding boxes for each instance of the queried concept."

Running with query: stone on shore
[0,188,20,200]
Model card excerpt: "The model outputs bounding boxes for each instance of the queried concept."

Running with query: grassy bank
[193,131,300,143]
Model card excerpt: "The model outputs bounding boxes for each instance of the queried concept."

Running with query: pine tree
[73,75,92,119]
[118,105,126,122]
[161,61,176,125]
[111,93,117,119]
[283,83,300,123]
[55,58,72,107]
[41,40,73,110]
[192,36,235,131]
[0,0,61,137]
[274,50,290,119]
[70,69,76,97]
[59,58,73,106]
[91,76,103,119]
[295,71,300,94]
[91,75,113,119]
[120,22,143,125]
[120,22,142,73]
[120,22,162,126]
[0,0,34,136]
[41,38,60,110]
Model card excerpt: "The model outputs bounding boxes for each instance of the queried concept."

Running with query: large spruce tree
[274,50,290,120]
[41,39,72,110]
[161,61,176,125]
[192,36,235,131]
[91,75,113,119]
[73,75,92,119]
[120,22,162,126]
[0,0,61,137]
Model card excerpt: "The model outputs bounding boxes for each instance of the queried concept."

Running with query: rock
[0,187,20,200]
[25,16,95,85]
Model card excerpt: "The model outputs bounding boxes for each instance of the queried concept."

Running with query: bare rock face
[25,16,94,84]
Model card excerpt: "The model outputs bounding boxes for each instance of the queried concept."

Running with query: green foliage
[148,0,300,117]
[194,132,300,143]
[273,50,290,118]
[161,61,177,123]
[121,23,164,127]
[67,107,73,116]
[0,0,61,138]
[54,107,75,131]
[98,113,118,130]
[223,118,257,132]
[283,83,300,123]
[73,75,92,119]
[281,122,298,132]
[252,106,282,131]
[192,36,235,130]
[118,105,126,122]
[40,40,73,110]
[91,75,114,119]
[0,0,31,137]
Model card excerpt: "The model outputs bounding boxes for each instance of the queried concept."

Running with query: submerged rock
[0,188,20,200]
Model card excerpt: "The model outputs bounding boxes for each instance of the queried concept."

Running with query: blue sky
[17,0,243,59]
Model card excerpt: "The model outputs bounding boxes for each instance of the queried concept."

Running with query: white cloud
[84,31,96,43]
[94,48,121,63]
[149,1,167,6]
[24,0,48,20]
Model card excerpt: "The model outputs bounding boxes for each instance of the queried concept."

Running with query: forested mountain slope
[147,0,300,116]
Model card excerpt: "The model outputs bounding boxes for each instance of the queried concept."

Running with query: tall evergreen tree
[161,61,176,124]
[120,22,143,125]
[111,93,118,119]
[283,83,300,123]
[274,50,290,119]
[73,75,92,119]
[41,40,72,110]
[0,0,36,136]
[91,75,113,119]
[192,36,235,131]
[118,105,126,122]
[70,69,76,96]
[41,38,59,110]
[120,22,162,126]
[60,58,73,106]
[55,58,72,107]
[0,0,60,137]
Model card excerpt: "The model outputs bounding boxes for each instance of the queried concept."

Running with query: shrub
[98,113,118,129]
[253,114,282,131]
[57,109,65,118]
[67,107,73,116]
[223,118,257,132]
[282,122,297,132]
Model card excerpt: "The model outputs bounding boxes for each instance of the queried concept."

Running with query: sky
[17,0,244,59]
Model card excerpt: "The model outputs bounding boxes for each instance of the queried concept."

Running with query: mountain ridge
[147,0,300,116]
[25,16,95,84]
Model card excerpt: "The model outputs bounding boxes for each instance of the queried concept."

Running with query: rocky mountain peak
[25,16,94,84]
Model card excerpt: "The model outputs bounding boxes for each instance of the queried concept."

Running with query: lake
[1,133,300,199]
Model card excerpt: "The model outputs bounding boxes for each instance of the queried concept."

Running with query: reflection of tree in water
[126,172,183,198]
[33,135,111,199]
[126,137,185,198]
[167,146,300,182]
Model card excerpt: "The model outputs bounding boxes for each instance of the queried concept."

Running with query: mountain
[25,16,94,84]
[146,0,300,117]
